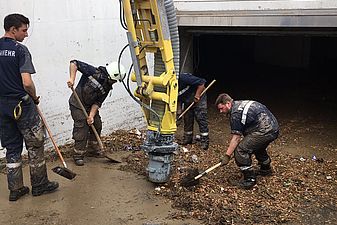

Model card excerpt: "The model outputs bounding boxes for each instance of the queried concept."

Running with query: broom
[37,106,76,180]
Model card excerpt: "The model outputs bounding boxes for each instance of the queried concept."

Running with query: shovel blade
[52,166,76,180]
[87,151,121,163]
[181,168,200,187]
[104,153,122,163]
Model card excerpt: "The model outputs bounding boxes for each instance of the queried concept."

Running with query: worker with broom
[67,60,125,166]
[215,93,279,189]
[0,13,59,201]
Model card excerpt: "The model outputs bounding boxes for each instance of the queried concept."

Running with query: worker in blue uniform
[67,60,125,166]
[216,93,279,189]
[0,13,59,201]
[178,73,209,150]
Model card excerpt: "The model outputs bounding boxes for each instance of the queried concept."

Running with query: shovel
[178,79,216,121]
[181,161,222,187]
[36,106,76,180]
[70,86,121,163]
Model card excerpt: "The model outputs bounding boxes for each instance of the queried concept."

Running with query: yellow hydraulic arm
[122,0,178,134]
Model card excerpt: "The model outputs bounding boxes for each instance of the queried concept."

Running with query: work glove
[220,154,231,166]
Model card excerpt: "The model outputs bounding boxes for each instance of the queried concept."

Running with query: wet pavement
[0,156,202,225]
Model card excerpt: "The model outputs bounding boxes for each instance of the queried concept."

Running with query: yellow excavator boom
[121,0,180,183]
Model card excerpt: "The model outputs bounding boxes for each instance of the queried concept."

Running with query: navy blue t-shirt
[68,60,113,109]
[0,37,36,98]
[178,73,206,98]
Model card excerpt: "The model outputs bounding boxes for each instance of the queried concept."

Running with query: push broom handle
[178,79,216,120]
[36,106,67,168]
[70,86,105,151]
[194,161,222,180]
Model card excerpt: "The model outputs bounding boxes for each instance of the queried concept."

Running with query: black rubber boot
[73,154,84,166]
[7,162,24,194]
[32,181,59,196]
[7,162,29,201]
[238,170,256,189]
[200,135,209,150]
[256,164,273,176]
[9,186,30,201]
[182,134,193,145]
[73,145,86,166]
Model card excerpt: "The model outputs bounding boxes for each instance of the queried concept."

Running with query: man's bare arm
[226,134,241,156]
[194,84,205,102]
[87,104,100,125]
[22,73,38,101]
[67,61,78,87]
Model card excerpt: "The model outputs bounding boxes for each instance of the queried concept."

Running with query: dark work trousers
[234,131,279,169]
[0,96,48,190]
[182,94,209,137]
[69,105,102,155]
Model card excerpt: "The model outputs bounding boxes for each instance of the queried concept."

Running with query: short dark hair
[4,13,29,31]
[215,93,233,106]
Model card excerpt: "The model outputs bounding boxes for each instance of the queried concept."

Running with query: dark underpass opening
[177,27,337,157]
[188,29,337,122]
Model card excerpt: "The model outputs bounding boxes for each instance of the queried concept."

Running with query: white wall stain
[0,0,147,158]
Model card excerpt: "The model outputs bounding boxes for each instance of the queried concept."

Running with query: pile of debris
[120,132,337,225]
[1,127,336,224]
[0,129,144,174]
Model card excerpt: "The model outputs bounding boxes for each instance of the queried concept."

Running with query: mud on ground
[1,103,336,225]
[119,105,337,225]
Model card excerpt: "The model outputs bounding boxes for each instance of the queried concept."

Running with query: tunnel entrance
[182,27,337,120]
[178,27,337,157]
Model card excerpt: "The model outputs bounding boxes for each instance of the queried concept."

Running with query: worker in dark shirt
[216,93,279,189]
[0,13,59,201]
[67,60,125,166]
[178,73,209,150]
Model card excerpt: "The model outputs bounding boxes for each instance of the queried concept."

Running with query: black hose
[117,44,162,134]
[119,0,128,30]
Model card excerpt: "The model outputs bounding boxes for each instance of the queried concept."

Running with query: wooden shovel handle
[70,86,104,151]
[36,106,67,168]
[178,79,216,120]
[194,161,222,180]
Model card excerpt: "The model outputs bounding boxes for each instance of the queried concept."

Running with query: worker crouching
[216,93,279,189]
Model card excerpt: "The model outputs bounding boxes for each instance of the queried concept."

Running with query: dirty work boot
[32,181,59,196]
[256,163,273,176]
[9,186,30,201]
[87,141,105,158]
[182,133,193,145]
[200,135,209,150]
[73,154,84,166]
[228,169,256,189]
[238,169,257,189]
[7,161,29,201]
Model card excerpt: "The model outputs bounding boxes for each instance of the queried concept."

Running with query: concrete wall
[0,0,147,157]
[175,0,337,27]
